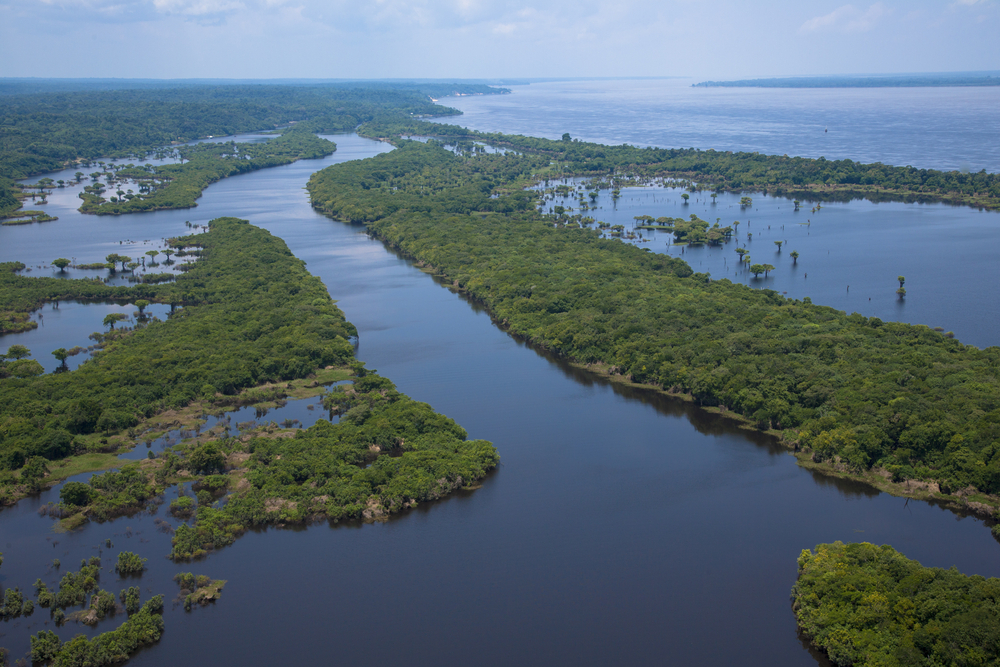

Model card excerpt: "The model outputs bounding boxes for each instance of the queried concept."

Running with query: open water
[2,80,1000,666]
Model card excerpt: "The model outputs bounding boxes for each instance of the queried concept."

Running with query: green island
[77,129,336,215]
[0,218,497,521]
[0,552,165,667]
[174,573,226,611]
[793,542,1000,666]
[307,134,1000,518]
[0,214,497,661]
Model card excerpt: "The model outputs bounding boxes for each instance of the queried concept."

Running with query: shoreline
[356,218,1000,528]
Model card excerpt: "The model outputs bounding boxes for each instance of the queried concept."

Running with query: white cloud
[800,2,890,33]
[152,0,244,15]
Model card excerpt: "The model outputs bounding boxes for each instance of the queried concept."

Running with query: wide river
[1,81,999,666]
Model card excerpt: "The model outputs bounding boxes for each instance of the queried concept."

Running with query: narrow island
[307,129,1000,521]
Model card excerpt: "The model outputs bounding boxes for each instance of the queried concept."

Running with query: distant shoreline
[694,74,1000,89]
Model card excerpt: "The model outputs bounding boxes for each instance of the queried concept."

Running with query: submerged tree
[790,250,800,264]
[52,348,69,369]
[103,313,128,330]
[52,258,71,273]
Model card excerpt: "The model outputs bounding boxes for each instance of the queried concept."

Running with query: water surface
[0,128,998,666]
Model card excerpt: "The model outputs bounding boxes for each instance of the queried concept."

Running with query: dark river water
[1,121,999,664]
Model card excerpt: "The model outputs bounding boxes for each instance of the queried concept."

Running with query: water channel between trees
[1,133,998,667]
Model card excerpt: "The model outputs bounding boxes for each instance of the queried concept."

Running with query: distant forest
[0,82,506,217]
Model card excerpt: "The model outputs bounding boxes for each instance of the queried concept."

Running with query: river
[1,84,999,666]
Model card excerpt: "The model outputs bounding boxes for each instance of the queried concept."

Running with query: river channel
[1,132,998,666]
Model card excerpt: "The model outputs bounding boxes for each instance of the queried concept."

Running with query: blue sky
[0,0,997,79]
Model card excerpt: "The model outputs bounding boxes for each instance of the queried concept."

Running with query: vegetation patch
[173,573,226,611]
[793,542,1000,666]
[308,138,1000,515]
[78,130,336,215]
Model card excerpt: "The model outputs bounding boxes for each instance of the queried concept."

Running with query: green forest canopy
[0,83,504,217]
[307,138,1000,502]
[793,542,1000,667]
[0,218,358,480]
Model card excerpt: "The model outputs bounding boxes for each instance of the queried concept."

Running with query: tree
[790,250,800,264]
[762,263,775,277]
[561,133,571,142]
[188,442,225,474]
[103,313,128,330]
[898,275,905,289]
[52,348,69,369]
[60,482,94,506]
[681,193,690,204]
[736,247,748,259]
[711,193,718,203]
[106,253,123,273]
[52,258,71,272]
[793,199,801,211]
[145,250,159,265]
[774,241,783,251]
[74,171,85,183]
[897,287,906,299]
[4,345,30,361]
[135,300,149,316]
[750,263,765,278]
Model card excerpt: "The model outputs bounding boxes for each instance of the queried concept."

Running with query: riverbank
[376,226,1000,525]
[309,139,1000,530]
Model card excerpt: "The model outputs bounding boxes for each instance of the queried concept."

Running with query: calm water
[438,78,1000,173]
[543,181,1000,348]
[1,301,172,373]
[1,89,999,666]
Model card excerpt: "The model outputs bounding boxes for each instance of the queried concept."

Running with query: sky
[0,0,998,80]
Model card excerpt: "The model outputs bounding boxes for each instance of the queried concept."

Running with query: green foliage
[30,630,61,663]
[59,481,94,506]
[39,595,164,667]
[0,219,357,479]
[52,559,101,610]
[174,573,224,611]
[361,118,1000,210]
[1,587,24,619]
[169,371,498,559]
[793,542,1000,667]
[114,552,146,576]
[119,587,140,615]
[308,139,1000,497]
[77,130,336,215]
[1,260,138,336]
[0,83,497,218]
